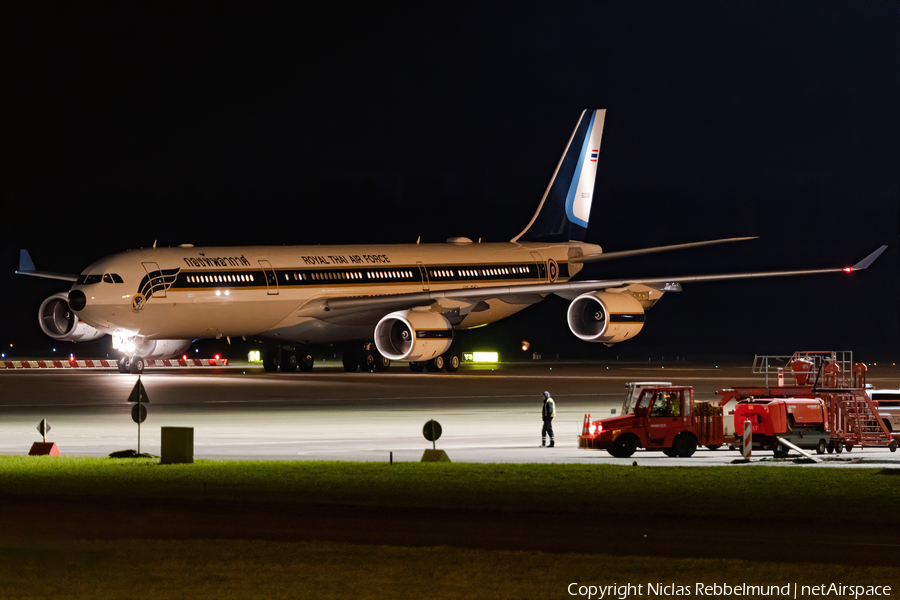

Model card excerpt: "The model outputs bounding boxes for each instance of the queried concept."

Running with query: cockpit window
[77,274,103,285]
[111,273,124,283]
[102,273,124,283]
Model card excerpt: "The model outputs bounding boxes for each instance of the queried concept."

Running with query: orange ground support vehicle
[578,385,724,458]
[733,398,830,457]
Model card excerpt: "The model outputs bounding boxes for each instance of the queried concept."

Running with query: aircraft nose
[68,289,87,311]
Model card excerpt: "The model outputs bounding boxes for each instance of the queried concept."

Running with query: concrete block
[161,427,194,464]
[28,442,60,456]
[420,449,451,462]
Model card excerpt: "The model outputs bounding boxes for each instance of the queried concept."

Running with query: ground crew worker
[541,391,556,447]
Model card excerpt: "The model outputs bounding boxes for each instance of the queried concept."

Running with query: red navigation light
[842,267,852,273]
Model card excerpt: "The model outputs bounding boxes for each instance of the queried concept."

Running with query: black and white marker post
[127,377,149,453]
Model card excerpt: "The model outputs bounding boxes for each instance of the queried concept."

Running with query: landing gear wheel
[426,355,445,372]
[117,356,129,374]
[673,434,697,458]
[409,362,425,373]
[816,439,827,455]
[298,353,315,372]
[609,435,637,458]
[361,351,378,372]
[282,353,298,372]
[262,352,279,373]
[444,354,460,373]
[129,356,145,375]
[374,353,390,372]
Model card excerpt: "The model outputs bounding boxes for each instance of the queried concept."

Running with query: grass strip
[1,539,897,600]
[1,456,899,526]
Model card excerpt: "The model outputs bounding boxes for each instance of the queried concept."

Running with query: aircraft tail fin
[512,109,606,243]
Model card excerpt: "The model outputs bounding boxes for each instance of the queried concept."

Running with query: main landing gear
[342,343,391,373]
[262,346,315,373]
[408,352,460,373]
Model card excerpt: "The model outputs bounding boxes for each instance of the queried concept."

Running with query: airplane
[17,109,887,375]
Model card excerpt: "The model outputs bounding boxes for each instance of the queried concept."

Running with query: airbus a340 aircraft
[18,110,886,374]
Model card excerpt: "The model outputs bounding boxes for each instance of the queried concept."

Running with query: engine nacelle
[113,336,193,359]
[38,293,106,342]
[567,291,645,344]
[374,308,454,362]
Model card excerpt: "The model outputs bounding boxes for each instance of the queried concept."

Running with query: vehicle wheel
[705,444,721,451]
[282,353,298,372]
[835,443,843,454]
[773,443,786,459]
[262,352,279,373]
[342,350,359,372]
[426,355,445,372]
[409,362,425,373]
[444,354,460,372]
[673,434,697,458]
[610,435,637,458]
[827,444,834,454]
[816,439,827,455]
[129,356,145,375]
[662,447,676,457]
[890,440,898,453]
[117,356,129,373]
[298,352,314,372]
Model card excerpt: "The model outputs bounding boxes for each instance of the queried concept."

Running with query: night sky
[3,2,898,361]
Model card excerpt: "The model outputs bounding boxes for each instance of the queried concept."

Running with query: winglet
[850,245,887,271]
[18,249,36,274]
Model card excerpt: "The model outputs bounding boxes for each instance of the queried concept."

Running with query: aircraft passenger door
[141,262,166,299]
[258,260,278,295]
[417,261,430,291]
[530,252,547,282]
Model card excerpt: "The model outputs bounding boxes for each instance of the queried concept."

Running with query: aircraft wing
[15,250,79,282]
[570,236,758,263]
[321,245,887,313]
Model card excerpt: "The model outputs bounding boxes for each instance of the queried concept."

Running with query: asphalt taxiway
[1,361,899,465]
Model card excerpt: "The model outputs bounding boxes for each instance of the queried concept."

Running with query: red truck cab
[587,386,724,458]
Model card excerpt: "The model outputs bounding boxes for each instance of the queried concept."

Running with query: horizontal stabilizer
[16,250,78,282]
[572,237,758,263]
[850,245,887,270]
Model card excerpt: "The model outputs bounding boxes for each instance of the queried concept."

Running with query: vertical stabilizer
[512,109,606,243]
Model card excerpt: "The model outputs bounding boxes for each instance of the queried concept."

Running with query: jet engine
[567,291,645,344]
[38,292,106,342]
[374,308,454,362]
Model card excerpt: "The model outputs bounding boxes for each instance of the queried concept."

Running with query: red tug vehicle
[579,351,898,458]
